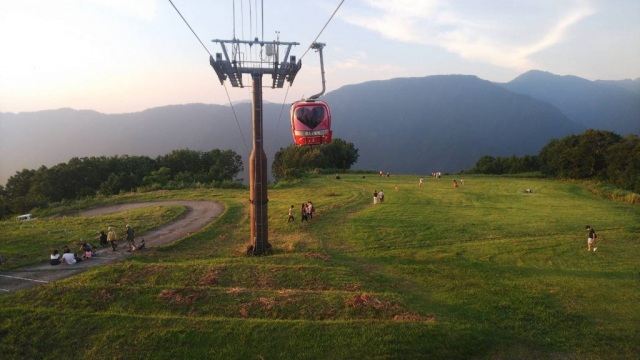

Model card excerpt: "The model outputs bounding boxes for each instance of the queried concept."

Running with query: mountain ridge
[501,70,640,134]
[2,71,637,185]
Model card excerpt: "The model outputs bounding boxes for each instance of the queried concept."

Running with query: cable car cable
[168,0,212,57]
[249,0,253,45]
[167,0,249,152]
[270,0,345,145]
[299,0,345,61]
[226,87,250,152]
[270,85,292,146]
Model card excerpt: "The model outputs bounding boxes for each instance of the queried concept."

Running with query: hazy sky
[1,0,639,114]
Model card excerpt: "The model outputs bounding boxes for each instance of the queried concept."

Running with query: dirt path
[0,201,224,295]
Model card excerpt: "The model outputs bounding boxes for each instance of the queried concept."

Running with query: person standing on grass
[586,225,597,252]
[373,190,378,204]
[288,205,295,222]
[107,226,118,251]
[301,203,309,222]
[419,178,424,187]
[98,230,108,247]
[307,201,314,220]
[125,224,137,252]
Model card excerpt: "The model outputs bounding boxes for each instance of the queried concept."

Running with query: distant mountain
[0,72,600,185]
[501,70,640,135]
[596,78,640,96]
[324,75,583,174]
[0,104,293,185]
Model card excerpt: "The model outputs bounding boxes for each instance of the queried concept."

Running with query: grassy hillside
[1,175,638,359]
[0,205,187,268]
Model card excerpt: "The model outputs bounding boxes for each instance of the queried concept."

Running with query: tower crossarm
[211,39,300,88]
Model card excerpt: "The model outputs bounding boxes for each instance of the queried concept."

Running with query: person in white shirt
[61,249,77,265]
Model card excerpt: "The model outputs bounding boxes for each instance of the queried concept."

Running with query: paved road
[0,200,224,295]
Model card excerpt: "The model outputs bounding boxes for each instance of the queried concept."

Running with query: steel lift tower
[210,39,301,255]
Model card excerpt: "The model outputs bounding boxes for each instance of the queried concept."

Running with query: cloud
[515,5,597,59]
[343,0,596,71]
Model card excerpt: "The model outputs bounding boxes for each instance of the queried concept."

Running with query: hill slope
[0,176,638,359]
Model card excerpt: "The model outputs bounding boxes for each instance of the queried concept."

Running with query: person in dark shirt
[125,224,137,252]
[586,225,597,252]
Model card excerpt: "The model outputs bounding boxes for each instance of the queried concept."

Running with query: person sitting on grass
[60,248,80,265]
[50,249,61,265]
[81,243,94,260]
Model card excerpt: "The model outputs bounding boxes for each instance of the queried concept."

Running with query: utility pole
[210,38,301,255]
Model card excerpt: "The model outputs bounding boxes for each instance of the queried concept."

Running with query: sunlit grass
[0,205,187,268]
[0,175,638,359]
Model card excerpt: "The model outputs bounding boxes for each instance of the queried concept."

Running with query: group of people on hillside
[49,243,93,265]
[100,224,144,252]
[50,224,144,266]
[288,201,315,223]
[420,176,464,188]
[373,189,385,204]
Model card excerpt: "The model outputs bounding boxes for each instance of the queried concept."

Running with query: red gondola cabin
[290,100,332,146]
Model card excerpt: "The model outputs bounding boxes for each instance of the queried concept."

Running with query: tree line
[0,149,243,217]
[2,130,635,218]
[271,138,359,182]
[468,130,640,193]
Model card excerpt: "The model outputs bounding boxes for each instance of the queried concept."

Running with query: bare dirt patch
[157,288,199,305]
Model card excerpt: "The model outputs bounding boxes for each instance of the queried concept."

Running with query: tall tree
[157,149,203,177]
[605,135,640,193]
[272,139,359,181]
[205,149,244,182]
[319,138,360,170]
[4,169,36,200]
[0,185,8,218]
[575,130,622,179]
[540,130,622,179]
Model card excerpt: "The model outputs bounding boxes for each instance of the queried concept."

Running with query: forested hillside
[0,149,243,216]
[3,71,637,187]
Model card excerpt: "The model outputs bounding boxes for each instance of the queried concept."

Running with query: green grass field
[0,175,638,359]
[0,205,187,268]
